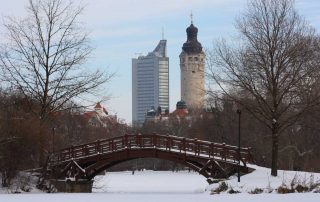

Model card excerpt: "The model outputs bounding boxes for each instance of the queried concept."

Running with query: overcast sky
[0,0,319,124]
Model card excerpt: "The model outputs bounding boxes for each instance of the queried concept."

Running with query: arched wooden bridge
[46,134,254,183]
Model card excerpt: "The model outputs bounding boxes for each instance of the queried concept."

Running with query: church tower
[180,17,205,109]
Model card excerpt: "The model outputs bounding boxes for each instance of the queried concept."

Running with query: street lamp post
[236,109,241,182]
[52,127,56,153]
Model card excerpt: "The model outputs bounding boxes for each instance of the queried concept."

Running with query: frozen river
[92,170,208,193]
[0,170,319,202]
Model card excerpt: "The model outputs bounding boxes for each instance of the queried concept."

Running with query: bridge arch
[84,149,209,180]
[47,134,253,183]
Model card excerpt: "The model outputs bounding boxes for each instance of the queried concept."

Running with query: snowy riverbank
[0,165,319,201]
[0,192,319,202]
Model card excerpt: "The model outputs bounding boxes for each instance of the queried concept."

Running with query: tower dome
[182,23,203,54]
[176,100,187,109]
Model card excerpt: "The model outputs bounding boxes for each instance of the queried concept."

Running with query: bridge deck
[49,134,253,166]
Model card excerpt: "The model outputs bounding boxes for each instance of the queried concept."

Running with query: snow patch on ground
[208,165,320,194]
[0,193,319,202]
[93,170,208,193]
[0,165,320,202]
[0,172,42,194]
[92,165,320,195]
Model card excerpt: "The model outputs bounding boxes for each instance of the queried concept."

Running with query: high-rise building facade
[180,22,205,108]
[132,40,169,125]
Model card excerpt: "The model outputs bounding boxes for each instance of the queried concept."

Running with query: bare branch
[0,0,113,121]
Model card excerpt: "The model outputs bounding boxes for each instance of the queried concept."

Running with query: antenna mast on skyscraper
[162,27,164,40]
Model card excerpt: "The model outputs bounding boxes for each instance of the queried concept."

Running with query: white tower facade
[180,22,205,108]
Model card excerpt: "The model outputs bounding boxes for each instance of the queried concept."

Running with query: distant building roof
[94,102,108,115]
[82,102,112,127]
[172,108,189,117]
[172,100,189,117]
[151,40,167,57]
[94,102,102,109]
[176,100,187,109]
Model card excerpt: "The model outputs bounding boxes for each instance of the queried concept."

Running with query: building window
[188,57,192,61]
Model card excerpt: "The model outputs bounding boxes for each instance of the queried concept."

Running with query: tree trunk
[271,125,279,176]
[38,124,45,167]
[2,171,8,187]
[288,152,294,170]
[38,117,47,167]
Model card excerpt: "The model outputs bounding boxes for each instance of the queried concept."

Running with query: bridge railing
[49,134,253,166]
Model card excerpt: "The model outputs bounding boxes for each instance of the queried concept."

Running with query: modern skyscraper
[180,20,205,109]
[132,39,169,125]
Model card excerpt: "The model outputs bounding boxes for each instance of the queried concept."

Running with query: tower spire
[182,15,202,54]
[190,12,193,24]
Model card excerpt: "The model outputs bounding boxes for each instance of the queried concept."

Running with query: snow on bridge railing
[49,134,253,166]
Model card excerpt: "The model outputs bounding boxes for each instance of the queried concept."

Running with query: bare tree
[0,0,113,163]
[207,0,320,176]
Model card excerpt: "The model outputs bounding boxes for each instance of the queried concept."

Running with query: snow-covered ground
[93,170,207,193]
[0,172,42,194]
[0,193,319,202]
[208,165,320,194]
[0,165,319,202]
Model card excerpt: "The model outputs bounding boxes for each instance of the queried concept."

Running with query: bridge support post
[50,179,93,193]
